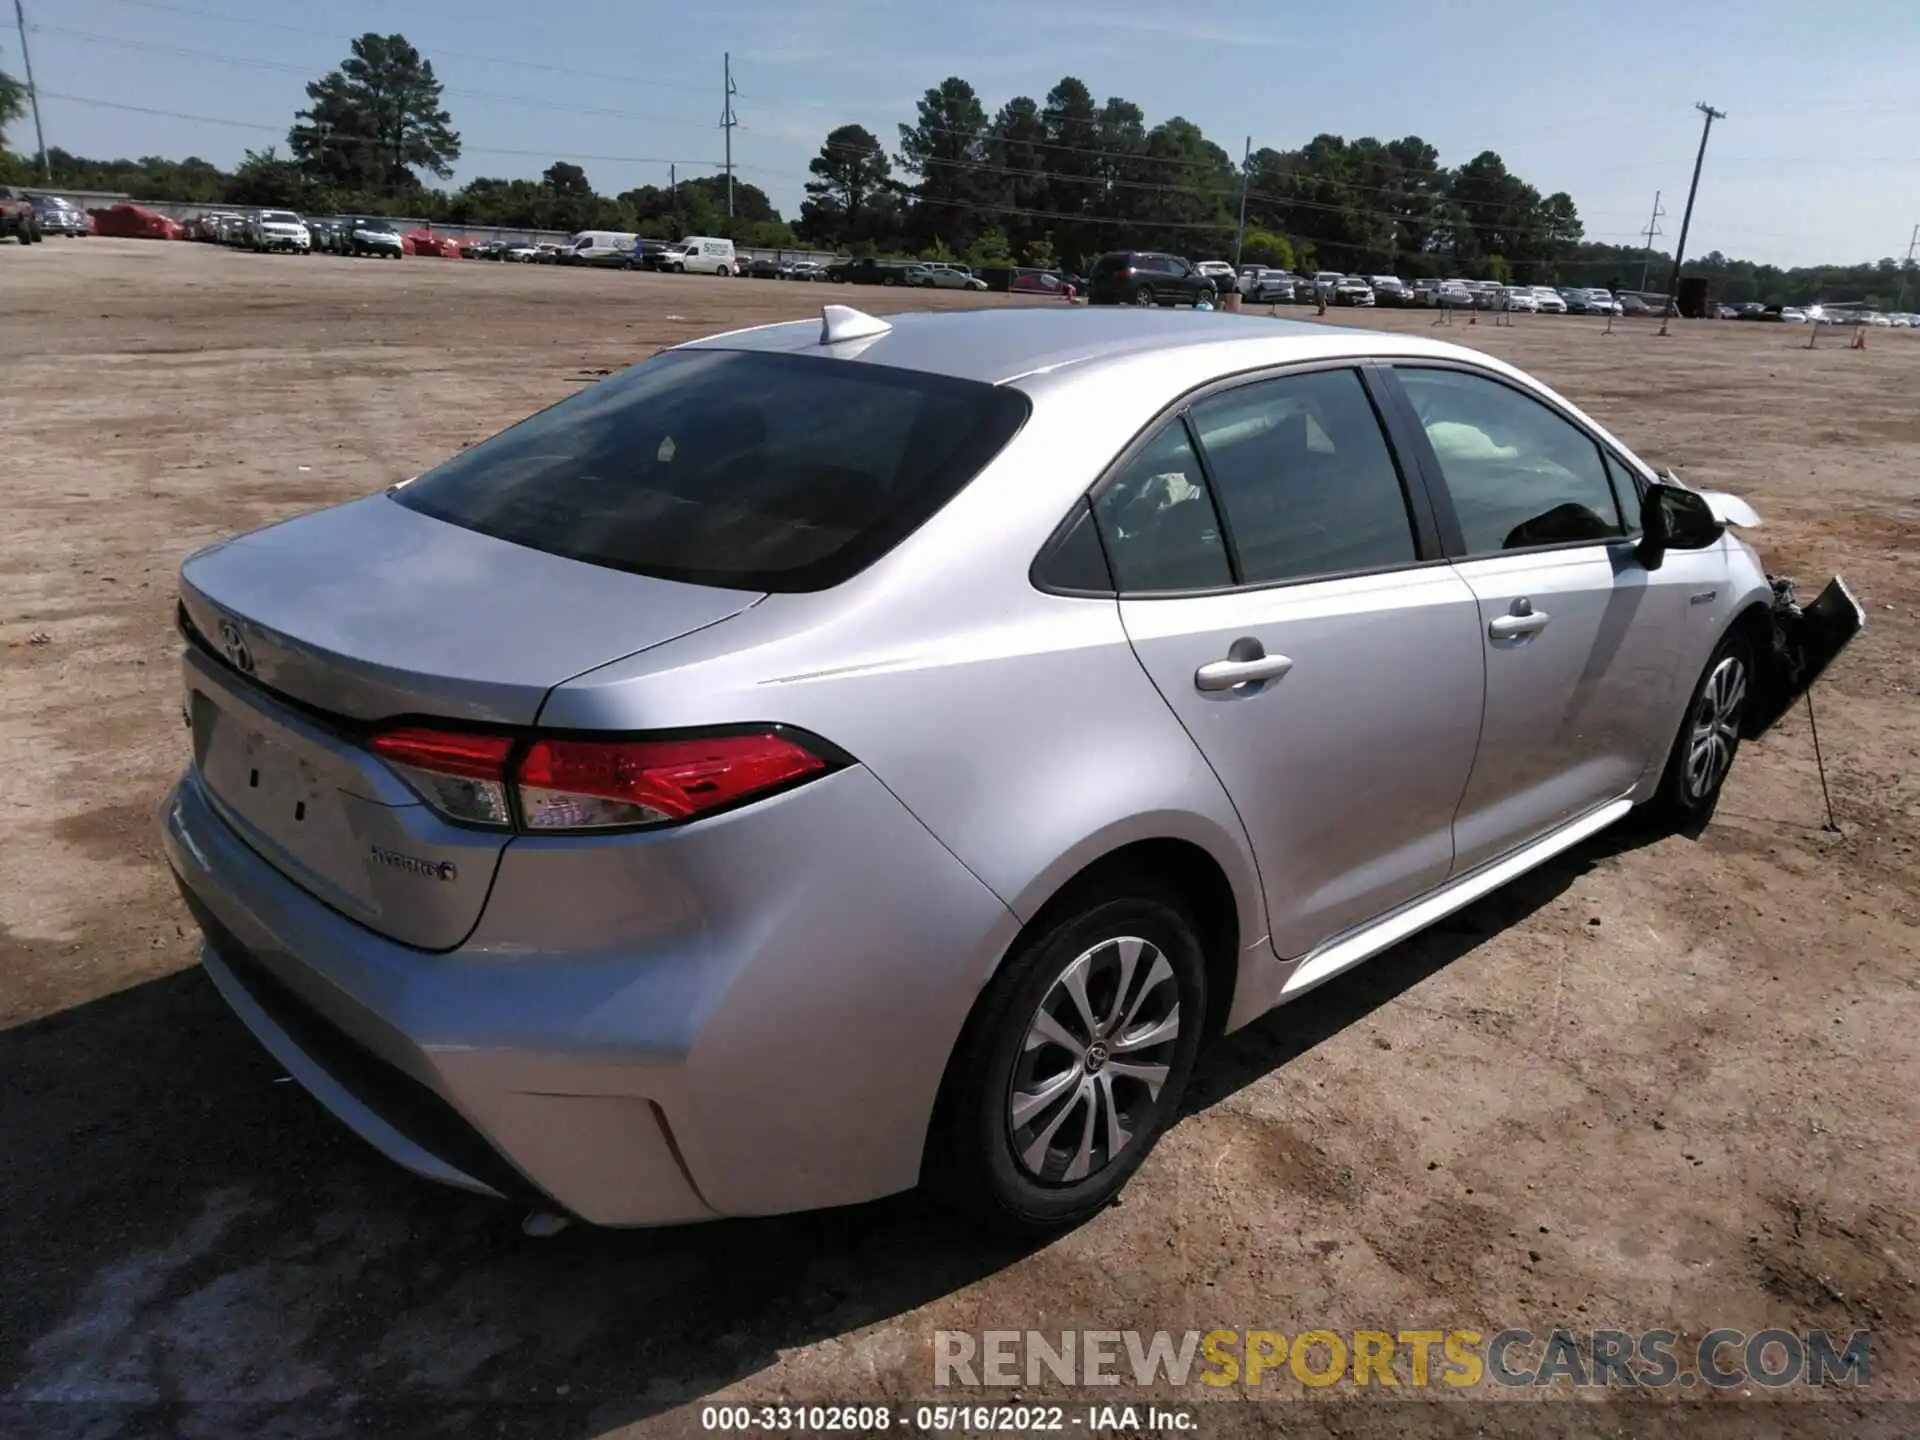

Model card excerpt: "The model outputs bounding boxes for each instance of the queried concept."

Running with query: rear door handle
[1195,652,1294,691]
[1488,611,1551,639]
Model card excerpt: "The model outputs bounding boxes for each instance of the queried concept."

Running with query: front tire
[923,881,1207,1234]
[1649,629,1752,826]
[1131,284,1155,307]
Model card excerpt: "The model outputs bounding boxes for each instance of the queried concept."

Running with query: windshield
[261,211,301,224]
[393,349,1032,592]
[356,220,393,233]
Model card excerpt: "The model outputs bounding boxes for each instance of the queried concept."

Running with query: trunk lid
[179,494,760,725]
[178,494,760,948]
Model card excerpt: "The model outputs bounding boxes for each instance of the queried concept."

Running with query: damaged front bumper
[1746,575,1867,735]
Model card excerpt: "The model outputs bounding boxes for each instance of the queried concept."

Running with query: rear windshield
[393,348,1031,592]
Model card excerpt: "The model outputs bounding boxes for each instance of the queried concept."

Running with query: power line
[32,25,725,129]
[87,0,715,94]
[34,90,723,167]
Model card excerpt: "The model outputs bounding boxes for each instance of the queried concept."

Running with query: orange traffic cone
[1851,326,1867,350]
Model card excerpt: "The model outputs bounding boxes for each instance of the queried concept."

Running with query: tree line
[3,39,1914,305]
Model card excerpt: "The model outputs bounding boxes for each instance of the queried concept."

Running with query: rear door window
[1187,368,1419,584]
[1091,421,1230,593]
[393,349,1030,592]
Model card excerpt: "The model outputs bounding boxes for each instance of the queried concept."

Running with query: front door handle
[1195,648,1294,691]
[1488,610,1551,639]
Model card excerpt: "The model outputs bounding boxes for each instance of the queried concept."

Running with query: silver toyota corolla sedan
[161,306,1861,1232]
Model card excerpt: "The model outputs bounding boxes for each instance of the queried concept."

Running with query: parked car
[247,210,311,254]
[1559,288,1601,315]
[1333,276,1375,307]
[1194,260,1237,286]
[28,192,87,237]
[1009,271,1077,299]
[344,218,406,258]
[163,305,1862,1233]
[1530,287,1567,314]
[914,263,988,291]
[1435,281,1475,309]
[826,257,913,285]
[1369,276,1413,307]
[1781,307,1810,323]
[0,185,44,243]
[1617,293,1653,316]
[746,255,783,279]
[788,260,826,281]
[1088,252,1215,307]
[1502,286,1539,312]
[1238,269,1296,303]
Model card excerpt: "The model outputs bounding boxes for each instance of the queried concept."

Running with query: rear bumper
[161,761,1018,1226]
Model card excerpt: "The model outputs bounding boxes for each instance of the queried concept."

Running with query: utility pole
[720,53,738,219]
[1895,223,1918,313]
[1659,102,1725,332]
[13,0,50,182]
[1637,189,1665,293]
[669,162,677,213]
[1233,135,1251,267]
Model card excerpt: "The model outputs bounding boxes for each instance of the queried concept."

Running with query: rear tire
[923,880,1207,1235]
[1648,628,1752,827]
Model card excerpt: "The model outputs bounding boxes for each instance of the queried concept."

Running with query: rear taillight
[369,727,516,827]
[368,726,832,833]
[519,733,826,831]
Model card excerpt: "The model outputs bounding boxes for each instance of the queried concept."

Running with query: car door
[1382,364,1691,873]
[1100,365,1486,958]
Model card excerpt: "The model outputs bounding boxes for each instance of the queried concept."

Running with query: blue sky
[10,0,1917,267]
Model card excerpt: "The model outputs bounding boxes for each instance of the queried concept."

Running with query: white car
[504,245,538,263]
[1530,287,1567,314]
[1195,260,1237,285]
[247,210,310,253]
[912,264,988,291]
[1503,287,1539,312]
[1333,277,1375,307]
[1780,307,1809,324]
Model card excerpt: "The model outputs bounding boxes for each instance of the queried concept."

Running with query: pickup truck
[826,257,913,286]
[0,186,43,245]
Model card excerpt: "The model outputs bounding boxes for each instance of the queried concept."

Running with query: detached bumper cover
[1747,575,1866,735]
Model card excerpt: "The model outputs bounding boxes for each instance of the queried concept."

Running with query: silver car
[162,306,1860,1232]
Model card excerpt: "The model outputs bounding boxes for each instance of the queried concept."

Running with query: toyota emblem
[216,617,255,674]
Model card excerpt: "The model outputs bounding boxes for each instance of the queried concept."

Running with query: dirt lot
[2,239,1916,1440]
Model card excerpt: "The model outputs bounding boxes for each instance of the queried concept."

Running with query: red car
[1010,271,1076,300]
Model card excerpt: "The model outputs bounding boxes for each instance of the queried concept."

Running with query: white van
[565,230,638,267]
[664,236,736,276]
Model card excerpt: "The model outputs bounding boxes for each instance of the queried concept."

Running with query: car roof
[681,306,1495,387]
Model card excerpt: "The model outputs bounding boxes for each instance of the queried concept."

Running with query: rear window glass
[392,349,1031,592]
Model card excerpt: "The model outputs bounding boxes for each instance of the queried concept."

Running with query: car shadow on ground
[0,817,1666,1440]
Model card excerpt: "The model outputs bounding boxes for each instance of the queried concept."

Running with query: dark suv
[1088,252,1216,307]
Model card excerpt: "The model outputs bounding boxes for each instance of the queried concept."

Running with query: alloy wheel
[1007,936,1181,1185]
[1686,654,1747,799]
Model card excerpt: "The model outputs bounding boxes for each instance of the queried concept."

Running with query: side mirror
[1637,482,1724,570]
